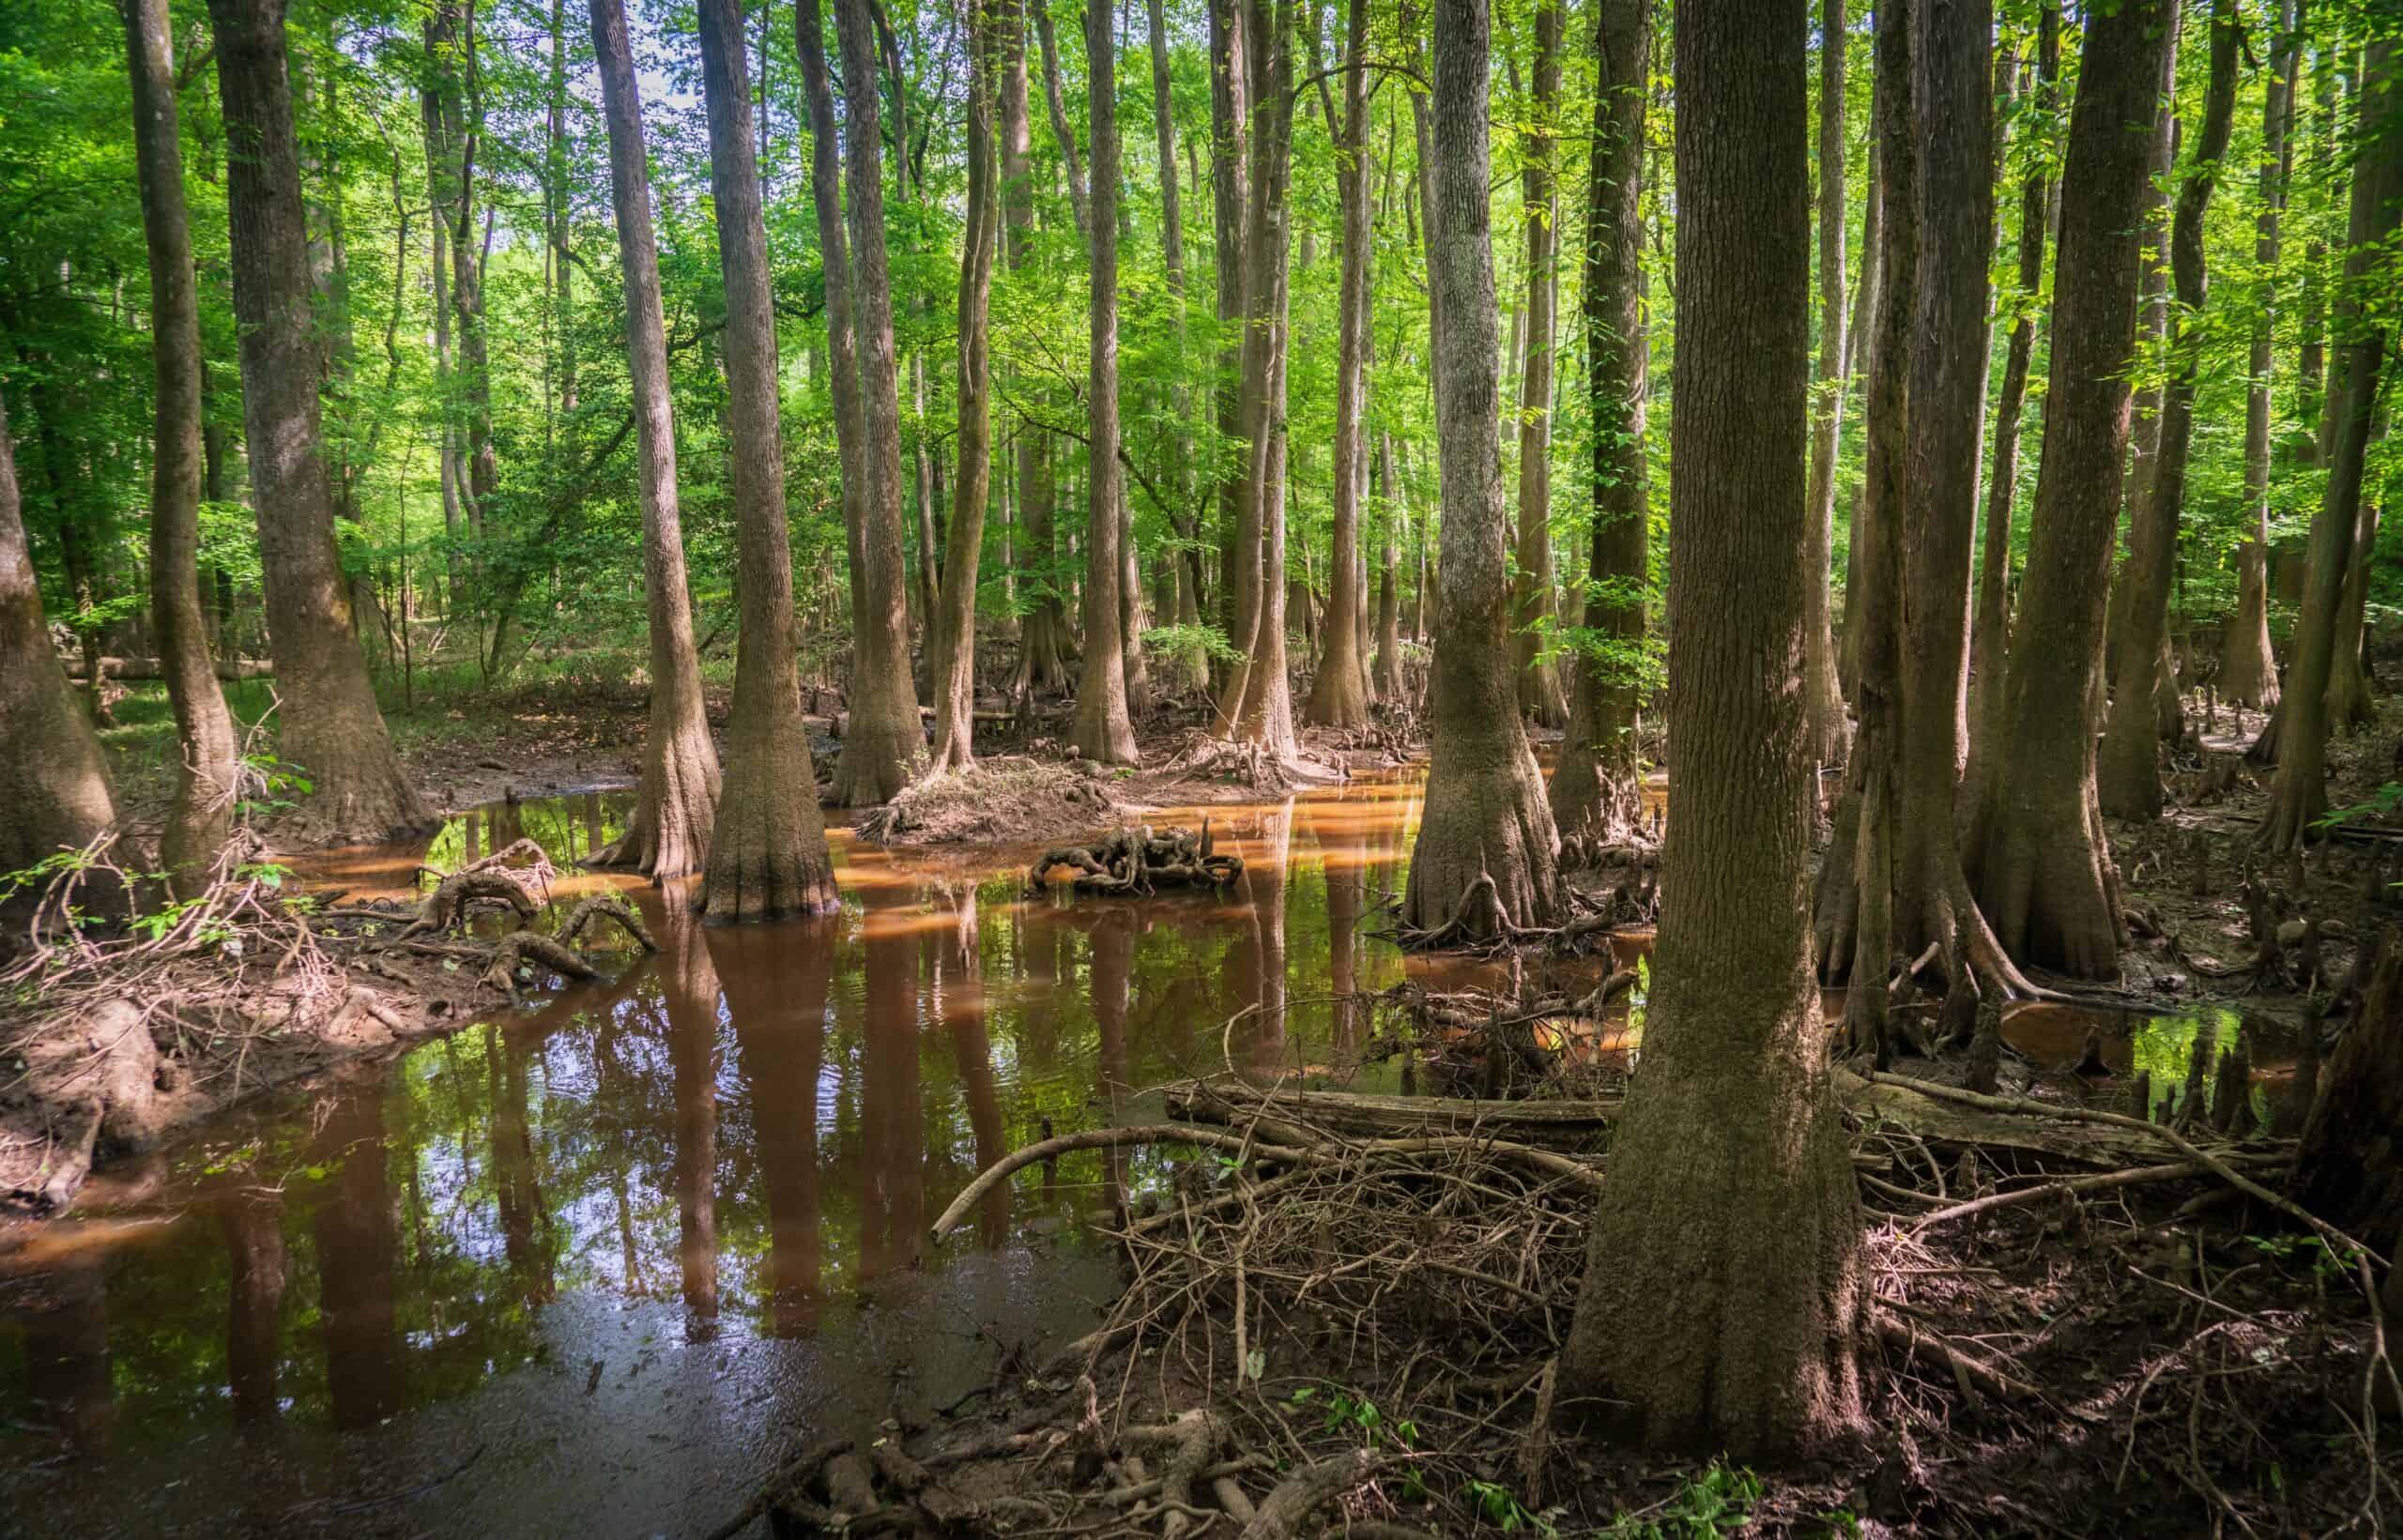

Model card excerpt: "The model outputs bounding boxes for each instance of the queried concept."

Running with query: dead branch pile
[744,1042,2403,1537]
[1029,821,1244,896]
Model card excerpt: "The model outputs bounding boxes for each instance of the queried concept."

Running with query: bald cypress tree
[1561,0,1862,1455]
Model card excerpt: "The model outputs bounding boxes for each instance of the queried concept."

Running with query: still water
[0,771,2289,1537]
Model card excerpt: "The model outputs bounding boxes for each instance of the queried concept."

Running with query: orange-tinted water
[0,770,2286,1534]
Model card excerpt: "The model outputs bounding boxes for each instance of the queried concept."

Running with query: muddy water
[0,770,2291,1537]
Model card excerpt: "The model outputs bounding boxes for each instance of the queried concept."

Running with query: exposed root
[1029,822,1245,896]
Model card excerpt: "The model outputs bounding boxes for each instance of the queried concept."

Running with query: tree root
[1029,822,1244,895]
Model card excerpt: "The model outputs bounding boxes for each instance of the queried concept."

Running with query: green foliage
[1601,1463,1764,1539]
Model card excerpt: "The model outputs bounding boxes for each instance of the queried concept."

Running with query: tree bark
[2260,38,2402,859]
[125,0,238,892]
[931,0,1001,772]
[1562,0,1863,1456]
[831,0,928,804]
[0,383,117,891]
[1550,0,1649,848]
[1205,0,1248,695]
[1372,430,1403,698]
[1302,0,1372,730]
[1802,0,1852,769]
[1074,0,1139,764]
[1213,0,1299,758]
[1400,0,1563,938]
[2100,0,2238,820]
[1965,0,2058,799]
[695,0,838,920]
[1964,0,2176,977]
[204,0,432,846]
[1000,0,1071,697]
[588,0,721,881]
[2221,0,2299,710]
[1509,0,1571,730]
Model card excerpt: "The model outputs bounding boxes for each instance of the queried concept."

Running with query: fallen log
[1167,1077,1620,1139]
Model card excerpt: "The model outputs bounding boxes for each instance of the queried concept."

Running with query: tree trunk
[2258,37,2399,854]
[1000,1,1071,697]
[125,0,238,892]
[1213,0,1299,760]
[1372,431,1403,698]
[1802,0,1852,769]
[930,0,1000,773]
[420,40,466,616]
[1965,0,2058,798]
[2221,0,2298,711]
[1206,0,1248,696]
[1562,0,1863,1456]
[1814,0,1913,986]
[2100,0,2238,820]
[588,0,721,880]
[831,0,927,805]
[2293,927,2403,1244]
[1509,0,1570,730]
[1400,0,1563,938]
[1550,0,1648,848]
[1964,0,2176,977]
[2325,409,2385,731]
[1301,0,1372,730]
[203,0,432,846]
[695,0,838,920]
[1073,0,1139,765]
[0,383,117,892]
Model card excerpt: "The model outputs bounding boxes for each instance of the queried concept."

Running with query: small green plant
[235,753,314,824]
[2242,1231,2353,1282]
[1287,1384,1416,1450]
[1603,1462,1763,1538]
[1464,1477,1557,1536]
[2314,781,2403,834]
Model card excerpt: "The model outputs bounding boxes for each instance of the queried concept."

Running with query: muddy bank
[0,841,651,1213]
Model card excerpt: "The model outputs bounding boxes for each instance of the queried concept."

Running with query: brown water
[0,770,2289,1537]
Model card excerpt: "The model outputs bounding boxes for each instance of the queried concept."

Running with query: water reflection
[0,770,2287,1536]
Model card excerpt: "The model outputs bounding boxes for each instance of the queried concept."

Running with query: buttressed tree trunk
[1400,0,1563,939]
[204,0,432,846]
[2258,36,2403,853]
[930,0,1000,772]
[694,0,838,920]
[832,0,927,804]
[1509,0,1570,730]
[1813,0,1913,996]
[1074,0,1139,765]
[0,384,118,888]
[1965,0,2058,801]
[588,0,720,880]
[1301,0,1373,731]
[1801,0,1851,770]
[1561,0,1863,1456]
[125,0,238,892]
[1549,0,1648,848]
[2220,0,2297,711]
[2102,0,2236,820]
[1965,0,2175,977]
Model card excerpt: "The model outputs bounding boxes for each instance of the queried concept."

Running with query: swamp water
[0,770,2288,1537]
